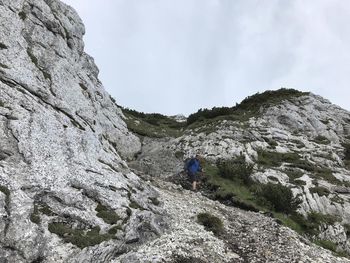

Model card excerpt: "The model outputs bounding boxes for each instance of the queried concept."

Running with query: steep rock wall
[0,1,165,262]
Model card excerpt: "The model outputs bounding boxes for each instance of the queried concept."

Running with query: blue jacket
[186,158,201,174]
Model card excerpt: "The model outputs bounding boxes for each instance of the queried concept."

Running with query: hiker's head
[195,154,200,159]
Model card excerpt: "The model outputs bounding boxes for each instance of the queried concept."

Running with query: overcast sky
[62,0,350,116]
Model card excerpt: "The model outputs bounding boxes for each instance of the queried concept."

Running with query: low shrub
[187,88,307,125]
[343,143,350,168]
[48,223,115,248]
[96,203,121,224]
[257,150,301,168]
[254,183,301,214]
[313,135,330,145]
[310,186,330,197]
[314,239,337,252]
[216,155,253,185]
[291,212,340,236]
[197,212,224,235]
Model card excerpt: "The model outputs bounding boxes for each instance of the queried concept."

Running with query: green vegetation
[0,43,7,49]
[129,200,144,210]
[200,158,344,244]
[30,202,56,224]
[314,239,337,252]
[48,223,116,248]
[187,88,308,125]
[197,212,224,236]
[216,155,253,185]
[175,151,184,159]
[30,204,41,224]
[290,212,339,236]
[284,168,304,184]
[172,255,206,263]
[254,183,301,214]
[108,225,123,235]
[263,137,278,149]
[0,63,9,69]
[18,11,27,20]
[96,203,121,225]
[257,150,301,168]
[290,139,305,149]
[343,143,350,168]
[27,48,39,67]
[310,186,330,197]
[203,158,301,215]
[122,109,184,138]
[0,185,10,197]
[313,135,330,145]
[0,185,10,212]
[202,160,260,212]
[120,88,308,137]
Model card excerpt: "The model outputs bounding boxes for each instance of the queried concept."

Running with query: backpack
[186,158,201,173]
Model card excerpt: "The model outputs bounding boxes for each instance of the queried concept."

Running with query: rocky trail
[117,172,350,263]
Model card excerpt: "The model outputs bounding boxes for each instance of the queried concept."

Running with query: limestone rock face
[0,1,164,262]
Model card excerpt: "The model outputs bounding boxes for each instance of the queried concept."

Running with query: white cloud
[62,0,350,115]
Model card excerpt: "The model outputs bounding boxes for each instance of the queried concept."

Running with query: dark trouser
[188,171,198,183]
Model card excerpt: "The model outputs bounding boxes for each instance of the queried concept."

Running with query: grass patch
[0,63,9,69]
[290,212,340,236]
[216,155,253,185]
[129,200,144,210]
[284,168,305,185]
[96,203,121,225]
[175,151,184,159]
[18,11,27,20]
[316,169,341,185]
[253,183,301,214]
[30,202,56,224]
[27,48,39,67]
[0,185,10,212]
[343,143,350,168]
[257,150,301,168]
[314,239,337,253]
[197,212,224,236]
[108,225,123,235]
[290,139,305,149]
[0,43,7,50]
[313,135,330,145]
[310,186,330,197]
[48,223,115,248]
[123,113,183,138]
[315,239,349,258]
[0,185,10,197]
[203,162,260,212]
[30,204,41,224]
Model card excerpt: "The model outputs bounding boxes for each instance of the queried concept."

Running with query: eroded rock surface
[0,1,164,262]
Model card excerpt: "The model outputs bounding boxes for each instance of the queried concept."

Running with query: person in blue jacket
[185,154,202,191]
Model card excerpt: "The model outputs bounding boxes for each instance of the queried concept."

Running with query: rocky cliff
[0,1,165,262]
[1,0,350,262]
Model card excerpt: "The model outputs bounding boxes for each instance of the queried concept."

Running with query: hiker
[185,154,202,191]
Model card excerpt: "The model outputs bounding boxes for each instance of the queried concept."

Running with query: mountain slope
[130,90,350,257]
